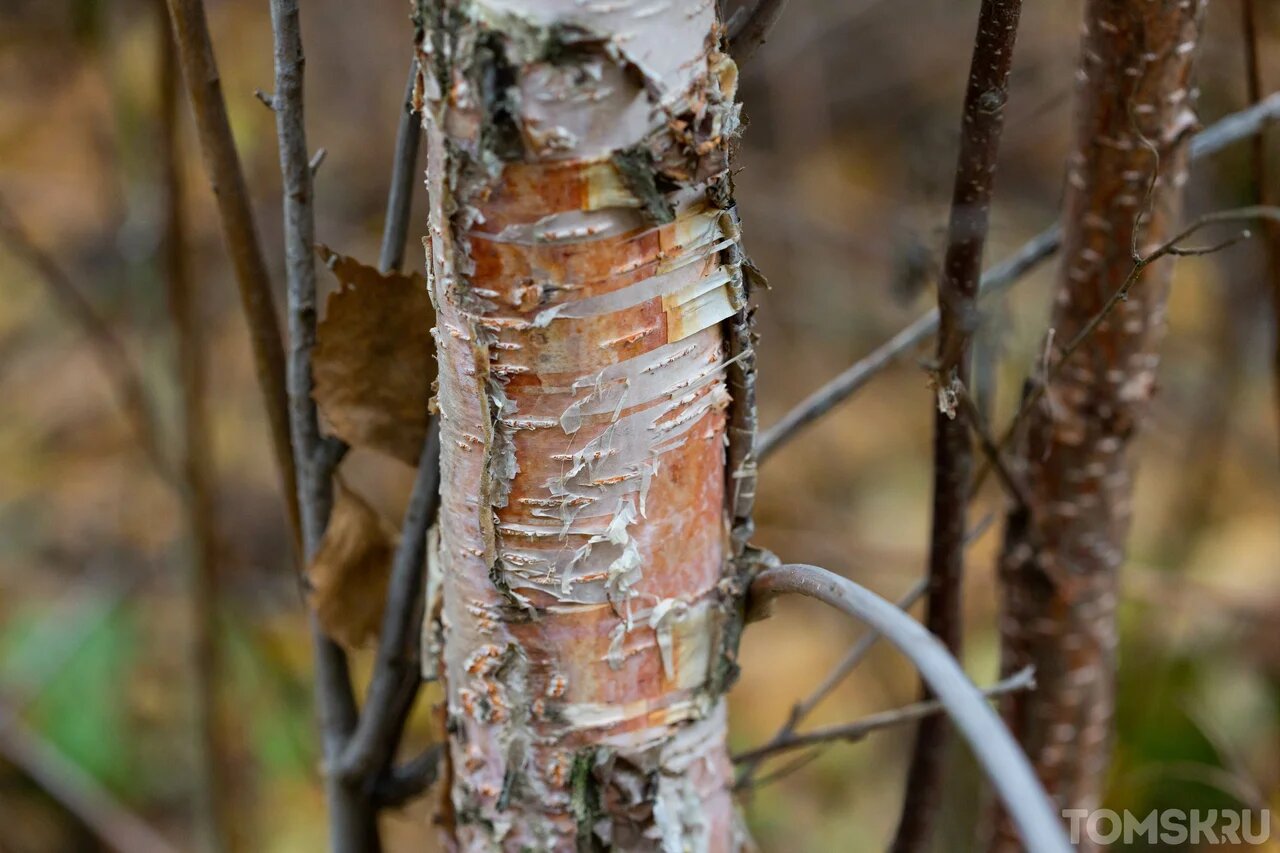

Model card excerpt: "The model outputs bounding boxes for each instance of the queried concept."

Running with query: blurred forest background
[1,0,1278,850]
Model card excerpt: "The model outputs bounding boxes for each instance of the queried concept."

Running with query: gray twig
[379,58,423,275]
[265,0,367,847]
[337,419,441,784]
[727,0,789,64]
[748,563,1072,853]
[0,196,178,489]
[733,666,1036,764]
[757,94,1280,463]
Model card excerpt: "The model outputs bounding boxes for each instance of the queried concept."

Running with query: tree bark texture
[416,1,749,849]
[992,2,1206,850]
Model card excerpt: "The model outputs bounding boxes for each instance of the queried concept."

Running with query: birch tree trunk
[416,1,750,848]
[991,1,1206,849]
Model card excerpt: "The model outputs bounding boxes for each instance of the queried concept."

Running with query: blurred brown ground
[1,0,1278,850]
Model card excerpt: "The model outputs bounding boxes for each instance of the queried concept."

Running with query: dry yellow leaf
[313,246,435,464]
[306,480,397,650]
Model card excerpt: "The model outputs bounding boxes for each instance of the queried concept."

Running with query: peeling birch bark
[991,2,1206,850]
[415,2,749,848]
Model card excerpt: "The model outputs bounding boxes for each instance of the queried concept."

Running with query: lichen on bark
[415,1,751,848]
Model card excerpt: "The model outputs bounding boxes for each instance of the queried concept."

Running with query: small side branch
[979,206,1280,493]
[374,744,445,809]
[733,665,1035,764]
[379,58,423,275]
[735,578,927,790]
[727,0,789,64]
[897,2,1022,848]
[337,419,441,784]
[163,0,300,542]
[757,94,1280,463]
[748,563,1071,853]
[0,196,177,488]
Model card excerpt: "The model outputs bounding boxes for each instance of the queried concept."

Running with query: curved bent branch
[749,563,1072,853]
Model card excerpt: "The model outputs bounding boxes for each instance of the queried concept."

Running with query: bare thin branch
[757,223,1059,462]
[757,95,1280,463]
[265,0,369,846]
[337,419,441,784]
[379,58,423,275]
[956,381,1032,509]
[0,196,177,488]
[1190,91,1280,159]
[749,563,1071,853]
[735,578,928,789]
[739,748,822,791]
[727,0,789,64]
[374,744,445,809]
[979,206,1280,493]
[163,0,300,542]
[1241,8,1280,462]
[0,707,179,853]
[896,3,1022,848]
[733,665,1035,764]
[737,514,995,790]
[157,9,228,849]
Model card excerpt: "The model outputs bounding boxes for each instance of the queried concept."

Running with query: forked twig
[757,93,1280,463]
[974,206,1280,495]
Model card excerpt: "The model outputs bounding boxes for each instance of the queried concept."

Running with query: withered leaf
[306,480,397,650]
[313,246,436,464]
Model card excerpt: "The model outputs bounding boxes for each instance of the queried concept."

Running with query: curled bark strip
[990,3,1207,850]
[748,563,1072,853]
[420,3,748,847]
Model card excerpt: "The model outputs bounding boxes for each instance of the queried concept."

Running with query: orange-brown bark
[418,2,748,848]
[991,1,1206,850]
